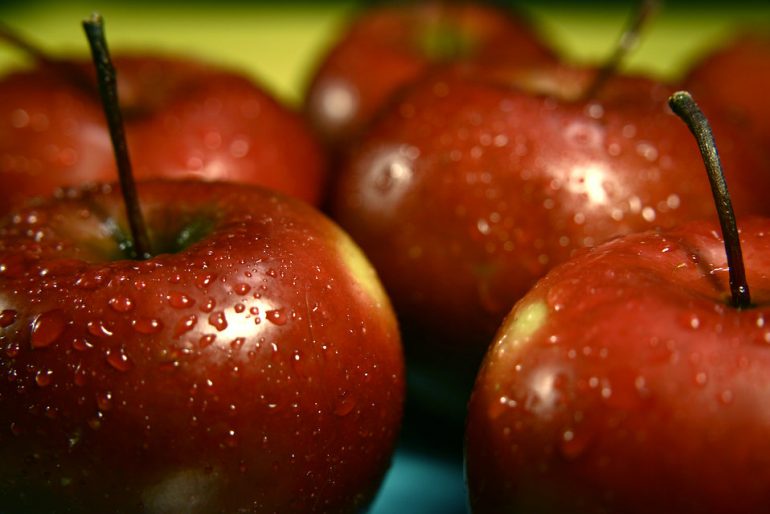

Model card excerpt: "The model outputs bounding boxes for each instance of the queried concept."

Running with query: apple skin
[466,217,770,513]
[331,62,770,398]
[303,1,555,153]
[0,55,327,213]
[683,33,770,147]
[0,180,403,514]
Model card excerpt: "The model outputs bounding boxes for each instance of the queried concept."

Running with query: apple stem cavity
[668,91,751,309]
[83,13,152,260]
[583,0,660,100]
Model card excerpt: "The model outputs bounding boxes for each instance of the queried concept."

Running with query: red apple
[0,17,403,513]
[683,32,770,146]
[465,214,770,512]
[303,0,555,154]
[464,90,768,513]
[331,61,770,397]
[0,44,327,213]
[0,179,404,513]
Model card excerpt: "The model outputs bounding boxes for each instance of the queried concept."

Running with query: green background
[0,1,768,107]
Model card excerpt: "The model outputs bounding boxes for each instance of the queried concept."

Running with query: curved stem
[668,91,750,309]
[583,0,660,100]
[83,13,152,260]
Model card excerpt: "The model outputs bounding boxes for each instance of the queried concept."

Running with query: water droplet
[87,320,114,338]
[719,390,734,405]
[233,283,251,295]
[106,349,133,372]
[0,309,17,327]
[234,303,245,314]
[74,271,108,290]
[208,311,228,331]
[71,337,93,352]
[167,292,195,309]
[31,310,67,348]
[35,369,53,387]
[694,372,708,386]
[132,318,163,334]
[266,309,286,326]
[96,391,112,411]
[689,316,700,329]
[200,298,216,313]
[334,393,356,417]
[108,295,134,313]
[174,314,198,337]
[199,334,216,349]
[559,427,593,460]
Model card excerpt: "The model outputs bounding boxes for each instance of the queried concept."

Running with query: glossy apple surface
[466,217,770,513]
[683,33,770,146]
[304,1,555,153]
[0,55,327,213]
[332,62,770,375]
[0,180,403,513]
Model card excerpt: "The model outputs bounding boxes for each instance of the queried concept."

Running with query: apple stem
[668,91,751,309]
[583,0,660,100]
[82,13,152,260]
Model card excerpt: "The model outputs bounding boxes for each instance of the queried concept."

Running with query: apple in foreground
[303,0,555,154]
[465,92,769,513]
[465,216,770,513]
[0,49,327,213]
[331,62,770,394]
[0,180,404,513]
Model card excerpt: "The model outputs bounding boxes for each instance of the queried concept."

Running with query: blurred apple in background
[0,24,327,213]
[682,32,770,147]
[330,58,770,416]
[303,0,556,158]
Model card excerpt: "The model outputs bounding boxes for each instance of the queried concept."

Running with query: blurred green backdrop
[0,1,768,106]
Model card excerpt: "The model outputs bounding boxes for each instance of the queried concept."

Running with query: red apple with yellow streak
[0,15,403,514]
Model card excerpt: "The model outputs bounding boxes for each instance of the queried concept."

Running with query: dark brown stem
[668,91,751,309]
[583,0,660,100]
[82,13,152,260]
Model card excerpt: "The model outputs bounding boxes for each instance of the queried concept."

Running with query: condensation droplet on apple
[106,349,133,372]
[689,316,701,330]
[173,314,198,337]
[266,309,287,326]
[30,309,67,348]
[200,298,216,313]
[199,334,216,349]
[74,270,109,290]
[233,283,251,295]
[719,390,734,405]
[694,372,708,386]
[0,309,17,327]
[132,317,164,335]
[96,391,113,411]
[35,369,54,387]
[636,142,659,162]
[167,291,195,309]
[108,295,134,313]
[71,337,93,352]
[334,394,357,417]
[559,427,593,461]
[208,311,228,331]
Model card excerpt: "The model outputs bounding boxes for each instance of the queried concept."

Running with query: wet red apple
[0,29,327,213]
[464,90,769,514]
[330,61,770,414]
[304,0,555,154]
[683,32,770,146]
[0,16,403,513]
